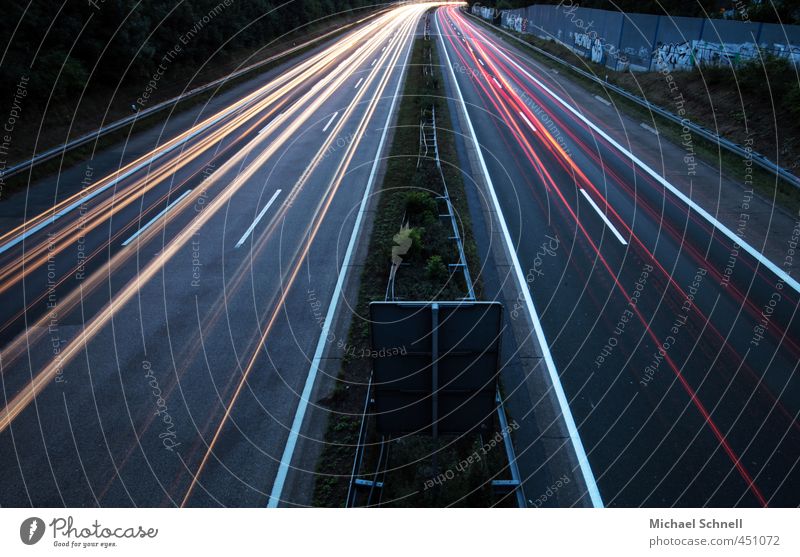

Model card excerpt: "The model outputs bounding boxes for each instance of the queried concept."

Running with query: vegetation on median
[312,24,514,508]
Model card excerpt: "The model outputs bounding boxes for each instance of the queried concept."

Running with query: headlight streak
[0,8,412,371]
[0,4,441,497]
[448,8,800,419]
[0,11,402,295]
[41,10,450,509]
[460,9,799,311]
[177,5,439,507]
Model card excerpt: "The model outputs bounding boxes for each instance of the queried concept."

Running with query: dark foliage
[0,0,383,103]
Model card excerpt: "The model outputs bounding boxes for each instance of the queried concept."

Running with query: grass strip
[312,25,513,508]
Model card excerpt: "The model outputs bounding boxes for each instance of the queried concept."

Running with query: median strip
[311,25,519,508]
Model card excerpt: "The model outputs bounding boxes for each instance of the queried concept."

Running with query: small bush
[408,227,424,256]
[405,189,435,212]
[737,54,794,98]
[405,190,438,225]
[425,254,448,281]
[787,83,800,120]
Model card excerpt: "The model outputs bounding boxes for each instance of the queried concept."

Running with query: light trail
[453,7,800,363]
[179,4,432,507]
[0,6,422,371]
[441,6,779,506]
[0,1,440,457]
[0,8,411,295]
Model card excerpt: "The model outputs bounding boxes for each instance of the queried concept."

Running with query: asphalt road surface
[1,2,797,509]
[436,6,799,507]
[0,3,429,507]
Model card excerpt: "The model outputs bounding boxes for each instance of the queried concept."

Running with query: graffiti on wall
[574,32,604,63]
[654,41,695,69]
[499,5,800,72]
[472,5,499,21]
[505,13,528,33]
[655,39,800,69]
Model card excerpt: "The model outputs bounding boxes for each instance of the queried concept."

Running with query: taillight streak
[442,7,771,506]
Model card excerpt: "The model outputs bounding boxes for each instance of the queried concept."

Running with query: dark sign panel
[369,301,503,435]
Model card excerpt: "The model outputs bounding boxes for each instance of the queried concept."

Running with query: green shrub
[425,255,448,281]
[737,54,794,98]
[405,190,436,213]
[408,226,424,245]
[786,83,800,120]
[405,190,438,226]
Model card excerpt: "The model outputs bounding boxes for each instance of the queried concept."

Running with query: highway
[1,1,797,509]
[436,6,799,507]
[0,3,431,507]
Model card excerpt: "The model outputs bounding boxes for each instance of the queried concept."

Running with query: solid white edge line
[579,189,629,245]
[322,111,339,133]
[121,189,193,246]
[267,24,414,508]
[640,122,659,135]
[354,77,364,89]
[234,189,283,249]
[593,94,611,107]
[438,12,604,508]
[519,111,537,133]
[487,33,800,295]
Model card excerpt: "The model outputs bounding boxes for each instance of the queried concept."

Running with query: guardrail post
[431,302,439,440]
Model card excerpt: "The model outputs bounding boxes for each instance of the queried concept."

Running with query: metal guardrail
[348,24,523,509]
[0,10,388,181]
[431,112,476,301]
[495,388,526,508]
[464,10,800,190]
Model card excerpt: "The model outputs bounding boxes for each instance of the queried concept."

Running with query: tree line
[0,0,385,105]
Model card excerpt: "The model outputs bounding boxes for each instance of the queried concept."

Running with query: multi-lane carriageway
[0,3,797,507]
[0,2,435,507]
[436,5,798,507]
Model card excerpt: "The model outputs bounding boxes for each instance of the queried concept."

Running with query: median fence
[465,5,800,189]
